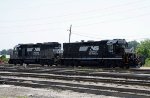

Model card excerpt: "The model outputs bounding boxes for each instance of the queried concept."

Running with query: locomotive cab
[12,46,19,57]
[124,47,140,68]
[9,45,23,65]
[106,39,135,68]
[107,39,127,56]
[107,39,140,68]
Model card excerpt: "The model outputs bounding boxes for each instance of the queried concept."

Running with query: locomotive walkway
[0,64,150,98]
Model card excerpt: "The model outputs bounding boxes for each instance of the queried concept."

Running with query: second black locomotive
[61,39,139,68]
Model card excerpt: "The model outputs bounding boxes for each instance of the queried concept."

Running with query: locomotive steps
[0,65,150,98]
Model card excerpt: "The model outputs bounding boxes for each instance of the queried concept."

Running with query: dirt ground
[0,84,118,98]
[139,67,150,69]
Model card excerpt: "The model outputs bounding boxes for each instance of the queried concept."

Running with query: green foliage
[136,39,150,58]
[17,96,27,98]
[1,55,6,59]
[0,55,9,63]
[144,58,150,67]
[135,39,150,67]
[0,49,13,55]
[0,49,7,55]
[128,40,139,50]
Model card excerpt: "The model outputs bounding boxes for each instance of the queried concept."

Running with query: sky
[0,0,150,50]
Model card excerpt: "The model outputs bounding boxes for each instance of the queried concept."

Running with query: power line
[0,28,64,35]
[72,32,150,42]
[1,12,150,35]
[72,32,101,39]
[1,5,150,28]
[74,12,150,28]
[0,0,72,10]
[0,0,146,23]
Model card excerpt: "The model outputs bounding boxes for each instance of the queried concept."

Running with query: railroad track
[0,76,150,98]
[0,66,150,80]
[0,71,150,87]
[1,64,150,74]
[0,64,150,98]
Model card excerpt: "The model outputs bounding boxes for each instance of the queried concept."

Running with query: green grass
[17,96,27,98]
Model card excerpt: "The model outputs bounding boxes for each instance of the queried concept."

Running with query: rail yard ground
[0,64,150,98]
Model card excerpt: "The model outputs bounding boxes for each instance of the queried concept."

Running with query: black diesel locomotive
[9,39,140,68]
[61,39,139,68]
[9,42,61,66]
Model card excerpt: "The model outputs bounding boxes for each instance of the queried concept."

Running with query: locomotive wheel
[48,64,52,67]
[73,60,79,67]
[40,61,44,66]
[125,65,130,69]
[64,61,69,66]
[119,65,124,69]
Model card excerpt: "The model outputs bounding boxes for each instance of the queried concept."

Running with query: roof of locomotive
[63,40,109,44]
[18,42,60,46]
[14,42,61,48]
[63,39,127,45]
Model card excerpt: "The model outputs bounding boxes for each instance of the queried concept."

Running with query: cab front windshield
[12,45,20,56]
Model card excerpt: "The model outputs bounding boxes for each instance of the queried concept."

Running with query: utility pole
[68,24,72,43]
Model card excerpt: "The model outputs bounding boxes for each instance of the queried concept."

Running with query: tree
[7,49,13,55]
[0,49,13,55]
[128,40,139,50]
[136,39,150,58]
[0,55,8,63]
[0,55,6,60]
[1,49,7,55]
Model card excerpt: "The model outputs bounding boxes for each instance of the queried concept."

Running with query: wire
[72,32,101,39]
[1,12,150,35]
[74,12,150,28]
[0,0,146,23]
[0,28,64,35]
[72,32,150,42]
[1,5,150,28]
[0,0,72,10]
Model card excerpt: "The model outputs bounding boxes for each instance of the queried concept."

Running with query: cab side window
[108,45,113,53]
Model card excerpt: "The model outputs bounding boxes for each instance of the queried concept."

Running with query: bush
[136,39,150,58]
[144,58,150,67]
[0,55,9,63]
